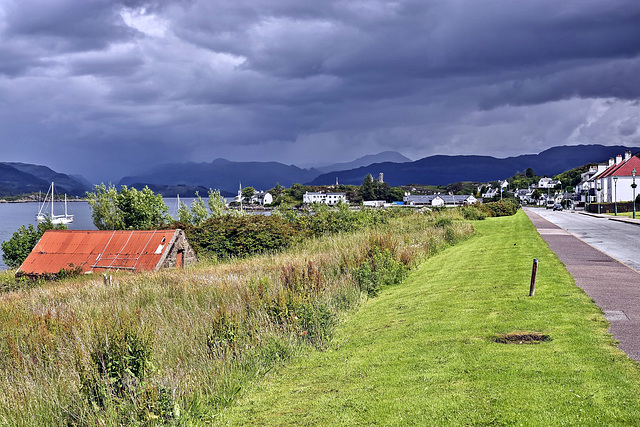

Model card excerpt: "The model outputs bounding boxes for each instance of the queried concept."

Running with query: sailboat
[36,182,74,224]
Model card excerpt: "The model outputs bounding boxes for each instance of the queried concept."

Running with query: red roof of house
[599,155,640,178]
[19,229,180,275]
[604,156,640,178]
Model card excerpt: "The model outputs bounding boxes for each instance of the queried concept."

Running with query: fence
[586,202,639,214]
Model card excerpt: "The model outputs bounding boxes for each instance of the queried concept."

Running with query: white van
[546,200,555,209]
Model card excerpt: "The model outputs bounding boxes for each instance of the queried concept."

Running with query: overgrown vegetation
[87,183,171,230]
[179,203,404,260]
[1,216,66,268]
[217,211,640,426]
[0,208,474,425]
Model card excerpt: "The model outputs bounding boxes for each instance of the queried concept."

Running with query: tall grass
[0,209,473,425]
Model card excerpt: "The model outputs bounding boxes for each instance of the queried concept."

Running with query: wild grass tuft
[0,209,473,425]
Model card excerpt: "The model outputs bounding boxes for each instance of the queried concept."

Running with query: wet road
[529,208,640,272]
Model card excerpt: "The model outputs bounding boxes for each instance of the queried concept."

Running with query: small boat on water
[36,182,74,225]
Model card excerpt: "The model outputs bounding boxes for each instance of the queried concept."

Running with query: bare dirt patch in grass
[493,331,551,344]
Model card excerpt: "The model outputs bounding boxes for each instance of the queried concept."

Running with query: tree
[525,168,535,178]
[190,192,208,226]
[1,217,66,269]
[208,189,226,217]
[177,201,193,224]
[288,183,306,202]
[87,184,171,230]
[359,174,376,201]
[389,187,405,202]
[269,182,284,198]
[241,187,256,203]
[86,183,124,230]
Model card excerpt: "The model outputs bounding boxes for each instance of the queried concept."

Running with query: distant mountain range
[0,162,89,196]
[119,158,321,196]
[2,145,639,197]
[315,151,412,173]
[308,145,640,186]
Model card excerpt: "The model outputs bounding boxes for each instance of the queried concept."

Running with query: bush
[353,247,408,297]
[183,215,304,259]
[1,217,66,269]
[458,205,487,220]
[477,200,519,217]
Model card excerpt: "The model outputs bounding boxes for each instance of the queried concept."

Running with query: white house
[363,200,387,208]
[252,191,273,205]
[440,195,478,207]
[303,192,348,205]
[588,151,640,203]
[482,187,499,198]
[403,194,445,207]
[536,177,561,189]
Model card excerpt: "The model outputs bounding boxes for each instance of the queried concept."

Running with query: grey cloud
[1,0,640,183]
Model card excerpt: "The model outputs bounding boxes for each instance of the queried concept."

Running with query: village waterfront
[0,198,204,270]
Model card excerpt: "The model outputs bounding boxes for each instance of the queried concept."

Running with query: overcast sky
[1,0,640,183]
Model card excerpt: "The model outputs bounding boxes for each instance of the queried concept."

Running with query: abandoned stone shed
[18,229,197,279]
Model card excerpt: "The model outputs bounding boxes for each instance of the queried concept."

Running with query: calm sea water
[0,198,199,270]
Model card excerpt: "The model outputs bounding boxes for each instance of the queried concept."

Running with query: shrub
[477,199,519,217]
[458,205,487,220]
[1,217,66,269]
[183,215,304,259]
[353,247,408,297]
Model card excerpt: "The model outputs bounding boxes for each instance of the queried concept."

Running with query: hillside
[119,158,321,194]
[0,163,89,196]
[308,144,640,186]
[316,151,412,173]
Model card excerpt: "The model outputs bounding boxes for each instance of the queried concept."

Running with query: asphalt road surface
[530,208,640,273]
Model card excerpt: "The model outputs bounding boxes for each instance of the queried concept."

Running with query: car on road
[546,200,555,209]
[553,203,563,211]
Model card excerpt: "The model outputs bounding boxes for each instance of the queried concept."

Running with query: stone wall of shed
[161,231,197,269]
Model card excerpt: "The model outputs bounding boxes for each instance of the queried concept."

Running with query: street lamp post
[632,169,637,219]
[597,186,601,214]
[613,175,618,216]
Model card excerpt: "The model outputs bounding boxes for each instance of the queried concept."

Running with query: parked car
[553,203,563,211]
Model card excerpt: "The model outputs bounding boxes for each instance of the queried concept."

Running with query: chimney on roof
[609,157,615,166]
[625,150,632,161]
[616,154,623,165]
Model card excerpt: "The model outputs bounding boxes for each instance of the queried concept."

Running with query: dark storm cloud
[1,0,640,182]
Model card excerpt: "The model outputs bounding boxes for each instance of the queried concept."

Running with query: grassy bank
[215,210,640,425]
[0,209,473,425]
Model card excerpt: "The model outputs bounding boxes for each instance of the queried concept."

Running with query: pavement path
[524,208,640,362]
[532,208,640,272]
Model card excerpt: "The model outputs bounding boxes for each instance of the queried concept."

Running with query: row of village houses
[579,150,640,204]
[302,192,479,207]
[236,187,482,208]
[240,150,640,209]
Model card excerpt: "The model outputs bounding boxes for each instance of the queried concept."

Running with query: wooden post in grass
[529,259,538,296]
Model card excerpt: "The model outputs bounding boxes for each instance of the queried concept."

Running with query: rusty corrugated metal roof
[19,229,179,275]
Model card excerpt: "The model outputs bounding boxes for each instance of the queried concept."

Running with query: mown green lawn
[215,210,640,426]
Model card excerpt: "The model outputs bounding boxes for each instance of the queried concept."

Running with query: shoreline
[0,199,87,203]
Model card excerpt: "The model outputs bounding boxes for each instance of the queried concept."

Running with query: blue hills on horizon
[120,145,640,194]
[2,145,639,197]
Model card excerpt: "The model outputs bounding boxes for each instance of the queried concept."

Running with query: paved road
[531,208,640,272]
[524,208,640,361]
